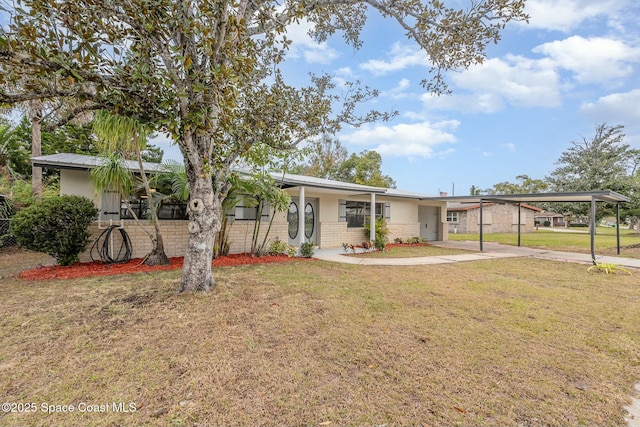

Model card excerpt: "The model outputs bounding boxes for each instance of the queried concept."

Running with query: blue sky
[185,0,637,196]
[261,0,640,196]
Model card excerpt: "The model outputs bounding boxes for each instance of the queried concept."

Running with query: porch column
[370,192,376,242]
[298,186,306,249]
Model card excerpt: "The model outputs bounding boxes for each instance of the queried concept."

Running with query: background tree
[488,174,548,195]
[0,117,24,177]
[336,150,397,188]
[546,123,638,222]
[0,0,528,292]
[8,116,99,177]
[469,185,483,195]
[292,134,349,180]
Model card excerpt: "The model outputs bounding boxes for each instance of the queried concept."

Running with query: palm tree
[91,111,169,266]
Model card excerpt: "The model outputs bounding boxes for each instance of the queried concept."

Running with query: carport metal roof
[424,190,629,204]
[424,191,630,263]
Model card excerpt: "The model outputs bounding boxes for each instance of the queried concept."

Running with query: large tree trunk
[30,104,43,199]
[179,173,222,293]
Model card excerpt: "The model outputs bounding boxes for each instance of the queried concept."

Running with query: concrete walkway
[314,240,640,269]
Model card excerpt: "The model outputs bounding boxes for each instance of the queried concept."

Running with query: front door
[419,205,439,241]
[287,198,318,246]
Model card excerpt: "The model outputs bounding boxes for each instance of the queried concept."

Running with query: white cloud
[522,0,630,32]
[501,143,516,153]
[421,55,561,113]
[580,89,640,123]
[359,43,429,76]
[533,36,640,85]
[336,67,355,78]
[283,20,339,64]
[341,120,459,158]
[384,78,412,100]
[581,89,640,147]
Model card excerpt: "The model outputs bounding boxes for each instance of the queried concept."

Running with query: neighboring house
[32,153,449,260]
[446,202,542,234]
[534,212,566,227]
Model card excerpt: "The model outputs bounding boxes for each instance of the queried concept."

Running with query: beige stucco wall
[79,215,290,262]
[65,175,450,260]
[447,204,538,234]
[60,169,98,205]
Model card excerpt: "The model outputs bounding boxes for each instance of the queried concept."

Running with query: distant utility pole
[452,182,455,196]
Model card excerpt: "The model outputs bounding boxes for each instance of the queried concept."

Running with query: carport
[425,191,630,263]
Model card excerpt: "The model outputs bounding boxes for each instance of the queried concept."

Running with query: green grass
[449,228,640,257]
[1,249,639,426]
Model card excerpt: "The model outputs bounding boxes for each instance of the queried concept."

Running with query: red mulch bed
[19,254,308,281]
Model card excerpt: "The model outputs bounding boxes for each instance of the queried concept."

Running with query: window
[121,196,189,220]
[157,201,188,219]
[344,201,383,228]
[234,203,258,221]
[287,202,298,239]
[233,202,270,221]
[446,212,458,223]
[304,203,314,238]
[121,197,149,220]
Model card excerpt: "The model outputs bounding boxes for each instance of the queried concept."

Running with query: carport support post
[590,195,596,264]
[369,192,376,243]
[616,202,621,255]
[517,203,522,247]
[298,186,306,253]
[479,198,484,252]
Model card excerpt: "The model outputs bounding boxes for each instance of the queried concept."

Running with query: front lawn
[1,250,639,426]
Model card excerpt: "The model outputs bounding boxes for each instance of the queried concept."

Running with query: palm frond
[90,153,134,196]
[93,110,152,155]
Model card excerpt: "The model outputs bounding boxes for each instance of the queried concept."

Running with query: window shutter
[384,202,391,222]
[225,206,236,221]
[339,199,346,222]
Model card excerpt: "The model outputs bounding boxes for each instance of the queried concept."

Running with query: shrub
[11,195,98,265]
[394,237,403,244]
[364,217,389,250]
[373,237,387,251]
[299,242,315,258]
[407,236,428,244]
[268,238,296,257]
